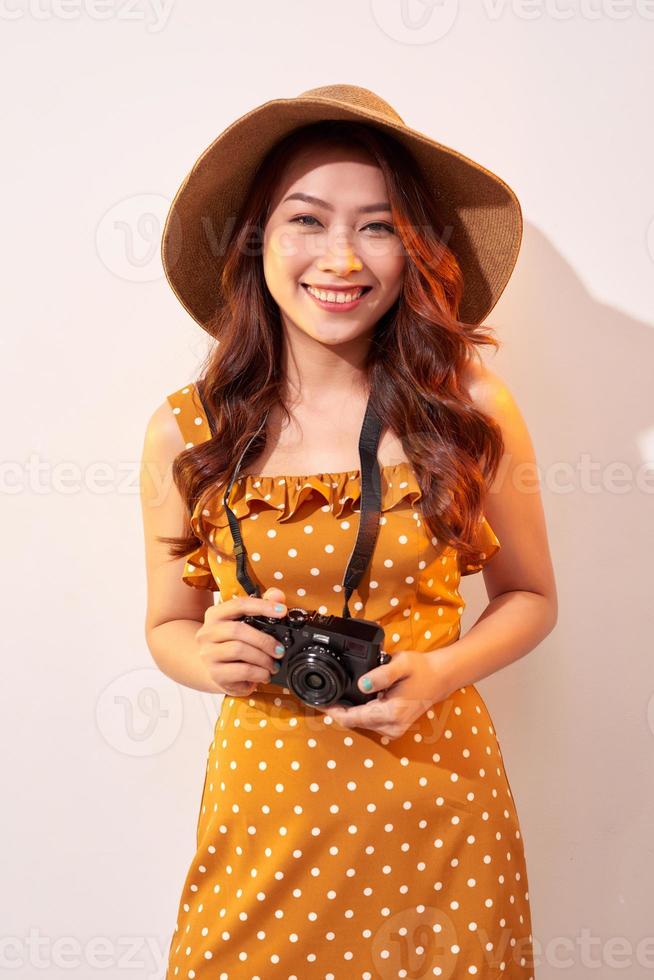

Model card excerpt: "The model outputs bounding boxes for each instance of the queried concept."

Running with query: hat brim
[161,95,523,330]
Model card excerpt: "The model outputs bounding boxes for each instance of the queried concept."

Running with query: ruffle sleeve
[458,516,501,576]
[181,544,219,591]
[166,381,213,447]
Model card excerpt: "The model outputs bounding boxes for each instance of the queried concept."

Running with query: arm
[139,400,224,695]
[435,359,558,694]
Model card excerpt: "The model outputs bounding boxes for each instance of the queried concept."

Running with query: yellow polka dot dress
[164,382,536,980]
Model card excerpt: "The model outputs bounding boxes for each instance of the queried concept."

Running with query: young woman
[140,85,557,979]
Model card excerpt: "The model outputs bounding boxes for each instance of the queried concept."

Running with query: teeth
[306,285,364,304]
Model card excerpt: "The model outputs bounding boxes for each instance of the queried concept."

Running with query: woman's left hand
[314,649,456,740]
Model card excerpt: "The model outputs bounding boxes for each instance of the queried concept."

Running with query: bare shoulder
[459,353,535,476]
[139,400,187,511]
[460,353,517,425]
[142,399,187,460]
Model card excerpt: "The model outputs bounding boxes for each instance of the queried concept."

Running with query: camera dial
[287,607,309,626]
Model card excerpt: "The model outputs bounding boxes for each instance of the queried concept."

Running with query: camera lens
[286,643,348,706]
[305,672,326,690]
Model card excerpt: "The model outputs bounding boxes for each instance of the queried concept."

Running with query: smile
[301,283,372,310]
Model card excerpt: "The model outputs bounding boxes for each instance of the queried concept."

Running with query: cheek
[361,240,405,286]
[263,253,300,307]
[375,260,405,303]
[381,244,406,277]
[264,228,312,277]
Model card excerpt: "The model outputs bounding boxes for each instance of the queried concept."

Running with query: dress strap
[166,381,212,447]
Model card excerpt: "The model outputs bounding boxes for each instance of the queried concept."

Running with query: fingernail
[361,677,373,691]
[274,603,285,613]
[274,644,285,657]
[271,662,281,673]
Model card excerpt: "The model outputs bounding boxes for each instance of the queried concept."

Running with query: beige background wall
[2,2,653,977]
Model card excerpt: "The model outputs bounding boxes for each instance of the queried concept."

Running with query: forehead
[268,142,387,210]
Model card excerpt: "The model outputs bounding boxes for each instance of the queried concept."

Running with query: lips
[301,283,372,295]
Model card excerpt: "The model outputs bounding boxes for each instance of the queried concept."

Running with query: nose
[316,230,363,276]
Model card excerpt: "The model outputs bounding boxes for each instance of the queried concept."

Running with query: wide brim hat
[161,83,523,330]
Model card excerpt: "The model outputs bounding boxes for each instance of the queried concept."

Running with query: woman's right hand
[195,586,288,697]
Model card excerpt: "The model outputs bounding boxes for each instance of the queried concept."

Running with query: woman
[140,84,557,979]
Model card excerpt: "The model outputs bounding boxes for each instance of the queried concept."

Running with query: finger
[213,660,272,687]
[204,638,280,680]
[325,696,391,731]
[209,619,284,670]
[356,653,406,696]
[222,680,257,696]
[263,586,287,604]
[207,593,287,624]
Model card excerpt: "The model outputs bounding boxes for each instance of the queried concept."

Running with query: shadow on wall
[461,219,654,951]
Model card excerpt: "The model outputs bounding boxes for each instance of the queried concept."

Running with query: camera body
[239,606,390,708]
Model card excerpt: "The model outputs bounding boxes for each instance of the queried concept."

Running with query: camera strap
[196,378,384,620]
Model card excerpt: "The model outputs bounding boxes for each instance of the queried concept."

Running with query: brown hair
[158,120,504,571]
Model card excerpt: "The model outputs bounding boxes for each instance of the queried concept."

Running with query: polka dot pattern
[162,383,534,979]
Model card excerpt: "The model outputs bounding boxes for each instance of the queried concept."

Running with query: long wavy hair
[159,120,504,572]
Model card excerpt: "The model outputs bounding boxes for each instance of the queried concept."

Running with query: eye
[290,215,395,233]
[365,222,395,234]
[291,214,321,227]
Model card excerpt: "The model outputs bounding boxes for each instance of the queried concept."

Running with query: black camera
[239,606,390,708]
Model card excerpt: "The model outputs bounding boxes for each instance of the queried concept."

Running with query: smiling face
[262,142,406,350]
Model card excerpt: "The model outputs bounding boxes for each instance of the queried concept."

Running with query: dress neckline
[235,460,412,482]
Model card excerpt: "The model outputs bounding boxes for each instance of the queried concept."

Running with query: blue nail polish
[361,677,373,691]
[274,603,284,613]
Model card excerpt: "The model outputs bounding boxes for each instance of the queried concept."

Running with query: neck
[280,319,373,408]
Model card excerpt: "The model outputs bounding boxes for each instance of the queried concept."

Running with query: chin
[306,320,370,343]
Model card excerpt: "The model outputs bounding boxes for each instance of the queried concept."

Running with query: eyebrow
[282,192,392,214]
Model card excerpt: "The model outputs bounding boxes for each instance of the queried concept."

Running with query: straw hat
[161,83,523,330]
